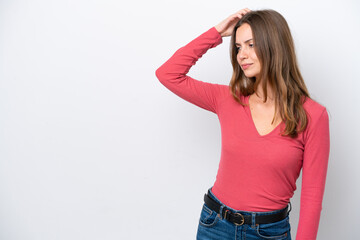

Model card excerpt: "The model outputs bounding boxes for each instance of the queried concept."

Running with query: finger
[238,12,247,17]
[236,13,243,19]
[237,8,249,13]
[238,10,249,15]
[236,10,246,16]
[239,8,251,14]
[229,13,240,19]
[232,12,244,18]
[232,9,249,19]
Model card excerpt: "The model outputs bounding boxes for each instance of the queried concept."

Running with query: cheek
[250,51,259,62]
[236,54,241,64]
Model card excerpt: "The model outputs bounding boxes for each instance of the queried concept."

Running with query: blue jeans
[196,187,292,240]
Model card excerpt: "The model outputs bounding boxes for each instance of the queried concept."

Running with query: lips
[241,63,252,70]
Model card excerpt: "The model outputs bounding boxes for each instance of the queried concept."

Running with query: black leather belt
[204,190,290,226]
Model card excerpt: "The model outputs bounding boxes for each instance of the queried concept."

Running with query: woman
[155,8,330,240]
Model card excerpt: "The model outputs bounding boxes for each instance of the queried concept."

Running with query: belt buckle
[224,209,245,226]
[234,213,245,226]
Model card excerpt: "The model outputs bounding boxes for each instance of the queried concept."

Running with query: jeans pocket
[255,215,290,239]
[198,203,220,227]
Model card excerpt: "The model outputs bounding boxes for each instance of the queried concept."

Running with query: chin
[243,73,255,78]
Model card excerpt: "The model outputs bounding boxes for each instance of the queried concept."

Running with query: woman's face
[235,23,261,80]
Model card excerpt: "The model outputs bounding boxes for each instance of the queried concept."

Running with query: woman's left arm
[296,108,330,240]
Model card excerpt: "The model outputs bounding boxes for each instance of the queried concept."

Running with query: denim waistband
[208,187,291,217]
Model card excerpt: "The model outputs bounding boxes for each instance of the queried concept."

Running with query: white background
[1,0,359,239]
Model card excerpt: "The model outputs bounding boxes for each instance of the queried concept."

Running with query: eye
[249,43,254,47]
[236,46,241,52]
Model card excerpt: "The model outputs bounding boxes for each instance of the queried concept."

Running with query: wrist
[214,26,223,37]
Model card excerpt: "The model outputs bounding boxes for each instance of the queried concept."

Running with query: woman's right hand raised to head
[215,8,251,37]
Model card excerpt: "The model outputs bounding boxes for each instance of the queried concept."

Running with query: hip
[196,187,292,240]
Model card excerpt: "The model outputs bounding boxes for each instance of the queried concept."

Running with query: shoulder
[302,96,330,138]
[217,84,232,99]
[303,96,329,122]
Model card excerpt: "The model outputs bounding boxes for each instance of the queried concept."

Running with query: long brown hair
[229,9,310,138]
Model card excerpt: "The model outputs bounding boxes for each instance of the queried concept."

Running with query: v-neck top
[155,26,330,240]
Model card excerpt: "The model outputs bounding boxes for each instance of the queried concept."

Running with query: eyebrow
[235,39,253,45]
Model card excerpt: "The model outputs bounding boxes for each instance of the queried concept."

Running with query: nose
[238,47,248,60]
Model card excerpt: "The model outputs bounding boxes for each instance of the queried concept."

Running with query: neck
[253,84,275,102]
[254,92,274,101]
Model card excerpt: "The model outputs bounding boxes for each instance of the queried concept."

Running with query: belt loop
[219,205,224,220]
[251,212,256,228]
[287,201,292,214]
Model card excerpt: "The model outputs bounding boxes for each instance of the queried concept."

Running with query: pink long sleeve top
[155,26,330,240]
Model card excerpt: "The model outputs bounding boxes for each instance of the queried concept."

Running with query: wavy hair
[229,9,310,138]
